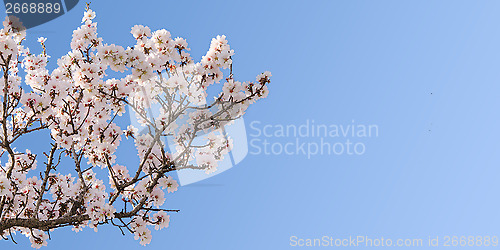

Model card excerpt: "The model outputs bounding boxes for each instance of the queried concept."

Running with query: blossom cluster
[0,7,270,248]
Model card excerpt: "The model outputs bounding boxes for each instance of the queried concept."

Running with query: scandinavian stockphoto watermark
[248,120,379,158]
[289,235,499,248]
[129,98,379,184]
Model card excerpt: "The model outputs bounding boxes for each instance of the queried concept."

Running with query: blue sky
[2,0,500,249]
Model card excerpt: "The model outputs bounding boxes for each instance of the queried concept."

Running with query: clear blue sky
[2,0,500,249]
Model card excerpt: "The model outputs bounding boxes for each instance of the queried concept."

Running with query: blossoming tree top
[0,6,270,248]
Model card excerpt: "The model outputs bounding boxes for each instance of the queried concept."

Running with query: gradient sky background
[2,0,500,249]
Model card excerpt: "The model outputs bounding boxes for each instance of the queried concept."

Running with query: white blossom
[0,6,270,248]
